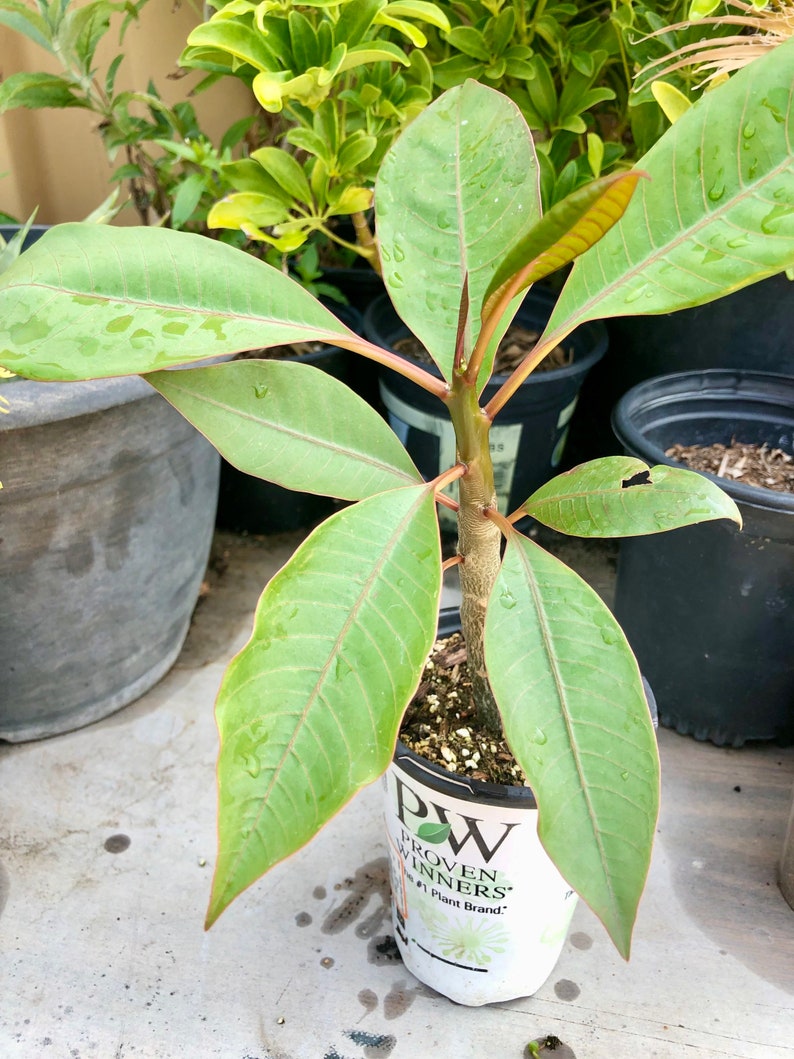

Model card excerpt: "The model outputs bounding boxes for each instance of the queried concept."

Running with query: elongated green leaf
[207,484,442,926]
[0,71,88,112]
[485,534,660,958]
[0,0,53,51]
[251,145,313,205]
[0,224,358,381]
[149,360,421,499]
[545,39,794,344]
[375,80,542,384]
[522,456,741,535]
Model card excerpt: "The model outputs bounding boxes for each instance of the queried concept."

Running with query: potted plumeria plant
[0,38,791,1002]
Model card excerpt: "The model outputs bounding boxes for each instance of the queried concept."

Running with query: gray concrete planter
[0,374,220,741]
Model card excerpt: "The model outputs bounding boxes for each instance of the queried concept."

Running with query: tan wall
[0,2,254,224]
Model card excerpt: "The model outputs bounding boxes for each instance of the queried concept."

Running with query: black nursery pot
[612,369,794,747]
[364,288,607,527]
[215,303,361,535]
[564,272,794,465]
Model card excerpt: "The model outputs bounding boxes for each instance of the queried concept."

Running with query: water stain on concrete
[553,978,581,1001]
[103,834,131,854]
[569,932,593,950]
[322,859,390,939]
[357,988,378,1014]
[383,980,419,1020]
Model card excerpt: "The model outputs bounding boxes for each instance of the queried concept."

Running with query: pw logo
[394,775,519,863]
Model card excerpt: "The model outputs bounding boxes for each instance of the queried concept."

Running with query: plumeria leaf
[376,80,542,385]
[521,456,742,535]
[485,533,660,958]
[207,484,442,926]
[149,360,421,499]
[0,225,358,380]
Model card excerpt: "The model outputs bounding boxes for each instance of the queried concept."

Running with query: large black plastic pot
[215,303,361,534]
[612,369,794,747]
[364,288,607,528]
[565,274,794,465]
[0,375,220,741]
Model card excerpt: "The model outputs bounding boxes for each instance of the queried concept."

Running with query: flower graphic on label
[416,894,509,966]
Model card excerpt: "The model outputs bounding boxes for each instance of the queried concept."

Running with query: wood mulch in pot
[667,440,793,494]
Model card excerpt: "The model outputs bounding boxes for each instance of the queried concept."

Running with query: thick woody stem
[448,377,504,737]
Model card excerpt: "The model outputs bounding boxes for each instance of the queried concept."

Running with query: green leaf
[0,0,53,51]
[0,71,88,113]
[337,130,377,173]
[207,191,291,234]
[0,224,359,380]
[376,80,542,384]
[651,81,692,125]
[206,484,442,926]
[63,0,113,73]
[545,39,794,341]
[522,456,742,534]
[445,26,490,62]
[149,360,421,499]
[485,533,660,958]
[384,1,450,32]
[339,41,412,71]
[251,146,314,204]
[416,822,452,844]
[184,20,282,72]
[170,171,206,230]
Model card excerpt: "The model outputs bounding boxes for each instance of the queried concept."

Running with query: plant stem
[448,372,503,738]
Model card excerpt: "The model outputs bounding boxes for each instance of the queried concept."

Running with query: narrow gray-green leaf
[149,360,420,499]
[207,484,442,926]
[485,534,659,958]
[375,80,542,384]
[0,224,357,381]
[522,456,741,536]
[544,38,794,344]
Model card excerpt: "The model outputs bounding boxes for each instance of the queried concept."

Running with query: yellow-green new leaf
[207,484,442,926]
[483,171,644,317]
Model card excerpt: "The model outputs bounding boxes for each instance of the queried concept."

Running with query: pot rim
[612,368,794,515]
[393,739,538,808]
[0,374,154,430]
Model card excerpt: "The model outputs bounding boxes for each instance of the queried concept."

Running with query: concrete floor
[2,529,793,1059]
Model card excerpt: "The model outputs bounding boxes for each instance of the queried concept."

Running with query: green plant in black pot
[0,38,791,1001]
[179,0,451,264]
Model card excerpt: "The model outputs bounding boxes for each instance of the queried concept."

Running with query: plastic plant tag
[383,746,578,1005]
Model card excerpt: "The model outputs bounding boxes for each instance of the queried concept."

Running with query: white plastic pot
[382,743,577,1005]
